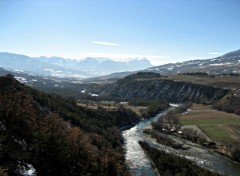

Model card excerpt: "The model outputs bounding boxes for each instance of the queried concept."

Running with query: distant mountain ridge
[0,52,153,78]
[1,49,240,81]
[146,49,240,75]
[87,49,240,81]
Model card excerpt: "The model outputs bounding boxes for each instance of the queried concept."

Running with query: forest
[0,75,140,176]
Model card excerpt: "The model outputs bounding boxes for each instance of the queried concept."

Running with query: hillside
[146,49,240,75]
[0,75,140,176]
[87,72,229,103]
[0,68,96,97]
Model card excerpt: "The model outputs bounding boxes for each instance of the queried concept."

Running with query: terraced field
[199,125,236,143]
[179,104,240,143]
[218,124,240,141]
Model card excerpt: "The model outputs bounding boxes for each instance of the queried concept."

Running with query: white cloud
[92,41,119,46]
[208,52,223,55]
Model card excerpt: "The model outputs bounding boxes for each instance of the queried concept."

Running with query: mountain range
[88,49,240,81]
[146,49,240,75]
[0,52,153,78]
[1,49,240,82]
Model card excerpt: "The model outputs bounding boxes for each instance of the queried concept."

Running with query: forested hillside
[0,75,140,176]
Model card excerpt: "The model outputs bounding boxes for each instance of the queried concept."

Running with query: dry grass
[77,102,117,110]
[135,75,240,89]
[123,104,147,115]
[165,75,240,89]
[180,104,240,125]
[77,101,146,115]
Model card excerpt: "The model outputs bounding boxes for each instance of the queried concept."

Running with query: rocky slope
[92,73,229,103]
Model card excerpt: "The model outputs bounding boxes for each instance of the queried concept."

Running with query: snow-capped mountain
[86,49,240,82]
[145,49,240,75]
[0,52,153,78]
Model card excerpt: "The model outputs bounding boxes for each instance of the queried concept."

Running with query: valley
[1,49,240,176]
[78,72,240,175]
[2,1,240,175]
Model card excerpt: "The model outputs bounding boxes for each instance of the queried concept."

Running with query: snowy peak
[146,49,240,75]
[0,52,153,78]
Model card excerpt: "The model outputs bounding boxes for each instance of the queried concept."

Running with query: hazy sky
[0,0,240,65]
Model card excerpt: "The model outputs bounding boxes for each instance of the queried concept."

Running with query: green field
[180,118,240,126]
[199,125,235,143]
[179,104,240,143]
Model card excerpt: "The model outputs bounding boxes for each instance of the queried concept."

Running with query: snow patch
[209,62,232,66]
[170,103,180,107]
[182,109,192,115]
[19,163,36,176]
[14,76,28,83]
[89,93,98,97]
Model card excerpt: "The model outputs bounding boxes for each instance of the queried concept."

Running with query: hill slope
[146,49,240,75]
[0,75,140,176]
[88,72,229,103]
[87,49,240,82]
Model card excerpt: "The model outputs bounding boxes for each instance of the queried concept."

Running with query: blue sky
[0,0,240,65]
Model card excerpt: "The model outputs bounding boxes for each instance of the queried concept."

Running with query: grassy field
[180,104,240,125]
[218,124,240,141]
[199,125,235,143]
[179,104,240,143]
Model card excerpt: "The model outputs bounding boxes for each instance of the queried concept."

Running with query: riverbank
[139,141,220,176]
[140,104,240,175]
[141,127,240,175]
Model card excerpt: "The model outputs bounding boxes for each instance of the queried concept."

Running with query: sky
[0,0,240,65]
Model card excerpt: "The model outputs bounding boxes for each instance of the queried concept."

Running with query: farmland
[179,104,240,143]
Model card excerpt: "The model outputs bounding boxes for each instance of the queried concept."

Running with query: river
[122,111,167,176]
[122,109,240,176]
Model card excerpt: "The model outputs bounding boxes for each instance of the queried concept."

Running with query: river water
[122,112,167,176]
[122,109,240,176]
